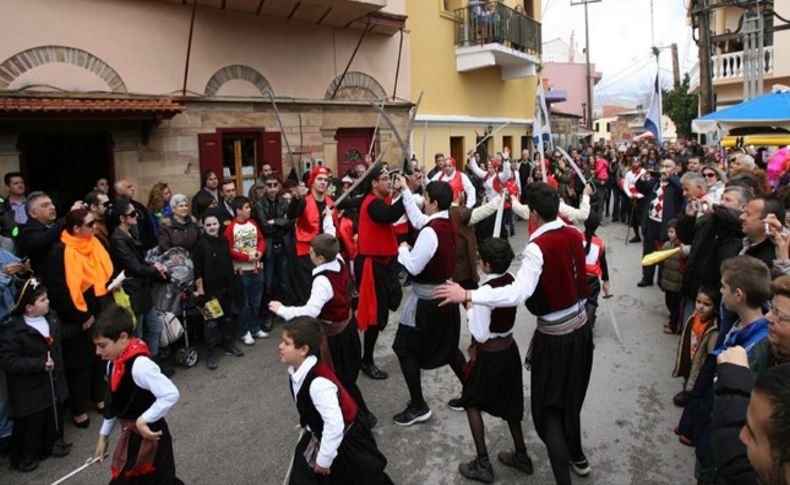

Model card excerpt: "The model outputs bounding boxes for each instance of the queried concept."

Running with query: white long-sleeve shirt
[511,195,590,225]
[623,169,646,199]
[470,219,585,324]
[397,211,449,276]
[430,168,476,208]
[467,157,512,201]
[289,356,343,469]
[276,258,340,321]
[466,272,516,343]
[99,356,181,437]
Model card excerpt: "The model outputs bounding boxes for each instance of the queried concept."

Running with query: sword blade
[604,298,624,345]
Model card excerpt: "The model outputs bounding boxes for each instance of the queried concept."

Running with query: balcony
[689,46,774,91]
[453,3,542,81]
[159,0,397,32]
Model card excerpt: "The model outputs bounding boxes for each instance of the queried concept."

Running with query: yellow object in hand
[641,247,681,266]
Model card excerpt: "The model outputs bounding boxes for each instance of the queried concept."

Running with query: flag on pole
[532,79,553,151]
[644,73,662,143]
[532,77,553,182]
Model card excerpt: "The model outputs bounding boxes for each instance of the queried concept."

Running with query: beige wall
[0,0,410,100]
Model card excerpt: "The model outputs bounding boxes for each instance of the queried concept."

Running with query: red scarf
[111,338,151,392]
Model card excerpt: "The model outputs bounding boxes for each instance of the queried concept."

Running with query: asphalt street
[2,218,697,485]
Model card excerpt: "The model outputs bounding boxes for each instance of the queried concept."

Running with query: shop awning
[692,87,790,135]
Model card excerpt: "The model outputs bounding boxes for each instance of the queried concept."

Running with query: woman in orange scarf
[45,209,113,428]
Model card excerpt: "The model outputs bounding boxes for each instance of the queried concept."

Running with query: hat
[445,157,457,169]
[341,175,353,184]
[307,166,330,189]
[11,277,46,316]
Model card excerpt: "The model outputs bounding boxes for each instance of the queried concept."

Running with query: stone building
[0,0,410,206]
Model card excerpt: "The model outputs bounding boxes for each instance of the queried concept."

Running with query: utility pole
[671,43,681,89]
[694,0,715,115]
[571,0,601,128]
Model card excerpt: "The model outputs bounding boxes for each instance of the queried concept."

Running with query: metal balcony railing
[453,2,542,55]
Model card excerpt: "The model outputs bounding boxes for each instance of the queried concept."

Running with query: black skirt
[326,320,362,390]
[110,419,183,485]
[289,415,393,485]
[528,321,594,443]
[392,299,460,370]
[458,341,523,421]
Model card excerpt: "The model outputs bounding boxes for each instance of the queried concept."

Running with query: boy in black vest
[280,317,392,484]
[391,178,466,427]
[457,238,533,483]
[92,305,183,484]
[270,234,373,426]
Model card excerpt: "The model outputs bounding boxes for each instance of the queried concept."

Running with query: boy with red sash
[457,238,533,483]
[436,182,593,485]
[280,317,392,485]
[287,166,337,305]
[92,305,182,484]
[391,179,466,427]
[270,234,374,427]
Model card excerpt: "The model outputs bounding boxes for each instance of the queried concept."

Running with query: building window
[441,0,462,11]
[223,136,258,196]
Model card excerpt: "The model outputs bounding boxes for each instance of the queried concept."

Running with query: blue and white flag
[644,73,662,143]
[532,79,553,150]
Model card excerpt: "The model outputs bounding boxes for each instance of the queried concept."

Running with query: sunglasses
[123,210,138,218]
[84,220,96,228]
[703,172,716,178]
[266,182,279,187]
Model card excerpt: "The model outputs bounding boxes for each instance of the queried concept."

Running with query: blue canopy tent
[692,87,790,135]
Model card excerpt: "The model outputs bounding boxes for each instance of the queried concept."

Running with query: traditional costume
[584,233,609,328]
[394,188,461,369]
[354,183,405,378]
[287,167,337,305]
[287,356,392,485]
[430,158,476,208]
[468,217,593,482]
[275,257,370,417]
[457,272,523,421]
[100,338,182,484]
[391,186,465,425]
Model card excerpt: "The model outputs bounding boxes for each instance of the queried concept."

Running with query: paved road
[2,219,696,485]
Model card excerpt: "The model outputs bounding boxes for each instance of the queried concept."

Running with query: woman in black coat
[109,199,168,358]
[0,279,70,472]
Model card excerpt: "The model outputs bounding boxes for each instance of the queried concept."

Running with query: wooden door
[450,136,465,169]
[336,128,374,176]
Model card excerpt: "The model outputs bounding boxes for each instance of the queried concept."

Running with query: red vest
[358,194,398,256]
[315,261,351,323]
[412,216,456,284]
[525,225,589,316]
[295,194,335,256]
[440,170,464,199]
[485,273,517,334]
[585,236,604,278]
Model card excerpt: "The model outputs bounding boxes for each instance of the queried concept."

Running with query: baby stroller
[148,247,199,368]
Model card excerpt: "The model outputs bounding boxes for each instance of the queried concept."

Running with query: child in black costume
[280,316,392,485]
[456,238,533,483]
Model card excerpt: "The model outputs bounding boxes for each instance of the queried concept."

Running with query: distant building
[541,33,602,126]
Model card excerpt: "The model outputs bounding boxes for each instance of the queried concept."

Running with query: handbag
[158,311,184,347]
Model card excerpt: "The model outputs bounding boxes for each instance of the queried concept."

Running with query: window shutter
[263,131,284,179]
[198,132,224,181]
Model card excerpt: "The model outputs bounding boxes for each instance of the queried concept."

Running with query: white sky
[541,0,696,106]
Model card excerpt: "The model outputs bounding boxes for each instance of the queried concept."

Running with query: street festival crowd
[0,137,789,484]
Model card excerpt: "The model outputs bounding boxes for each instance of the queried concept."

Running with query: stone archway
[204,65,273,96]
[0,46,127,92]
[325,71,387,101]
